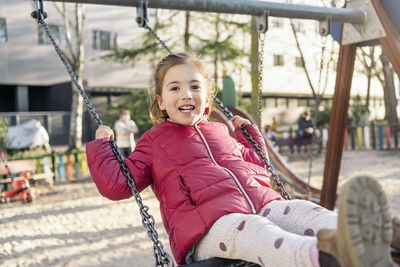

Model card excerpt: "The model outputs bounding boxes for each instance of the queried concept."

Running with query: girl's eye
[191,85,200,90]
[170,86,179,91]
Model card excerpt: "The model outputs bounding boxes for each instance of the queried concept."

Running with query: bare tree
[356,46,377,124]
[184,11,191,52]
[379,51,399,125]
[250,16,260,126]
[54,3,85,149]
[289,18,335,117]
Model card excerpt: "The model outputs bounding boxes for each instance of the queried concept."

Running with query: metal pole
[43,0,365,24]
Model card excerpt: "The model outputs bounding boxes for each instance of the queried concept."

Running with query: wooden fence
[275,122,400,153]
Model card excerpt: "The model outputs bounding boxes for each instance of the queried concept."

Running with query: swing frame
[39,0,400,210]
[33,0,400,265]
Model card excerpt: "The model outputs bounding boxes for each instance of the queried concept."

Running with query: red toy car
[1,153,37,204]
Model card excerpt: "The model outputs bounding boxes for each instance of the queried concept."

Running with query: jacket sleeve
[233,124,268,167]
[86,132,153,201]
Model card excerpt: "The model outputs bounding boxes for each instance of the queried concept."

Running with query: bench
[0,159,54,192]
[276,136,323,154]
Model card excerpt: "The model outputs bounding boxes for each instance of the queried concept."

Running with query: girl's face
[157,63,208,126]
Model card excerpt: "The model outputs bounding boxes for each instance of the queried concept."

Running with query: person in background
[271,117,279,131]
[114,109,138,158]
[297,111,314,153]
[263,124,279,151]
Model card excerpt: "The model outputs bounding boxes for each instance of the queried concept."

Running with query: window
[273,55,284,66]
[0,18,7,43]
[38,24,67,47]
[294,22,303,33]
[148,8,157,17]
[272,18,283,28]
[92,30,117,50]
[295,57,303,67]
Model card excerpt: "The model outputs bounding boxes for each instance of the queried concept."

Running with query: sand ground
[1,150,399,267]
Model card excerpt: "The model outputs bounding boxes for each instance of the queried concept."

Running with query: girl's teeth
[179,106,194,112]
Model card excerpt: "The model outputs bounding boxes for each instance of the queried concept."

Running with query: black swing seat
[181,258,260,267]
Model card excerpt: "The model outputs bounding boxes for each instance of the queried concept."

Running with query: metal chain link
[109,141,174,267]
[257,33,265,130]
[32,6,174,266]
[213,97,291,200]
[145,24,173,54]
[305,36,326,196]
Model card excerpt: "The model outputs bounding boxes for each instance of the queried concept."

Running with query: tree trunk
[184,11,190,52]
[214,15,220,87]
[68,4,85,149]
[250,17,260,127]
[380,50,399,125]
[363,47,375,125]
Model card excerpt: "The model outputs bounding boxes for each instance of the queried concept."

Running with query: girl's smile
[157,63,208,125]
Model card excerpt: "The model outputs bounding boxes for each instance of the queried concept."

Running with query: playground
[0,0,400,266]
[0,150,399,267]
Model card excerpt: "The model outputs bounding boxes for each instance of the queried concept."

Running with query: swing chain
[240,126,291,200]
[257,33,265,131]
[109,141,174,267]
[135,0,173,54]
[306,37,327,195]
[36,20,103,126]
[32,7,174,266]
[213,97,291,200]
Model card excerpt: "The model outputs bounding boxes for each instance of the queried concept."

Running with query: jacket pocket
[179,176,196,206]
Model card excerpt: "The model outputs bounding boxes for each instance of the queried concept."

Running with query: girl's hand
[95,125,114,140]
[231,115,251,129]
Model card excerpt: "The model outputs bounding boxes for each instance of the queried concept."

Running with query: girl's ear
[156,95,165,110]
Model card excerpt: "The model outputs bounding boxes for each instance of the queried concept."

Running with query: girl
[86,53,393,266]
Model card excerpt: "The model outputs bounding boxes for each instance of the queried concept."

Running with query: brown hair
[150,53,212,124]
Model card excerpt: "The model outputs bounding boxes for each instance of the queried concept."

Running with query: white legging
[193,200,337,267]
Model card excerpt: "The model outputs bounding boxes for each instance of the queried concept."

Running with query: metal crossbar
[43,0,365,24]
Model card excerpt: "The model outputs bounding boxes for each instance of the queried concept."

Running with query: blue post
[58,155,66,180]
[378,126,384,150]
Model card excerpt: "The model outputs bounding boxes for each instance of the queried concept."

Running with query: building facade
[0,0,398,145]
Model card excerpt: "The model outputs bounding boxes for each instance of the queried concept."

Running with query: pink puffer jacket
[86,118,282,264]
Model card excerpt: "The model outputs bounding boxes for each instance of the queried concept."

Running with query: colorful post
[322,128,328,150]
[357,127,363,149]
[66,154,74,180]
[43,156,53,186]
[58,155,66,180]
[378,126,384,150]
[363,125,370,149]
[386,125,391,150]
[343,128,348,150]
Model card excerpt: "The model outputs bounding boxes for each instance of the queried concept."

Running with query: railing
[1,149,89,184]
[275,122,400,152]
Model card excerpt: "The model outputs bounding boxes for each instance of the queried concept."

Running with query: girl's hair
[150,53,212,124]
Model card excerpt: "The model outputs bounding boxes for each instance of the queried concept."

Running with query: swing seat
[181,258,260,267]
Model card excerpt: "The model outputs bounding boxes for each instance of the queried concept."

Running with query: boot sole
[338,175,393,267]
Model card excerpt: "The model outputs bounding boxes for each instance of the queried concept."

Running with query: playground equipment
[34,0,400,265]
[0,153,37,204]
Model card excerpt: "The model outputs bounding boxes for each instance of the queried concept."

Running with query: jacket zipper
[194,123,256,214]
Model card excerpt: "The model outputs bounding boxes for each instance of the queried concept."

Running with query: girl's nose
[180,86,193,99]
